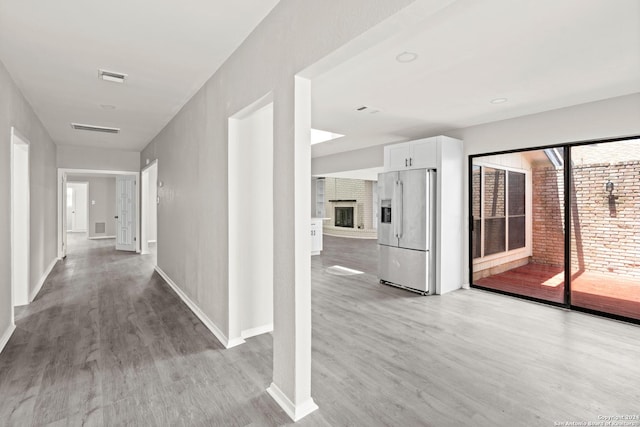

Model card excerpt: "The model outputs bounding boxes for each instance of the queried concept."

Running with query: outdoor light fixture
[606,180,614,194]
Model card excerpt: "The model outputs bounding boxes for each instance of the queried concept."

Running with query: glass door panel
[472,149,565,303]
[570,140,640,320]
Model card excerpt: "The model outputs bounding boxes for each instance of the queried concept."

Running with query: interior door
[398,169,429,251]
[74,184,88,232]
[116,175,136,251]
[66,185,75,230]
[61,173,67,258]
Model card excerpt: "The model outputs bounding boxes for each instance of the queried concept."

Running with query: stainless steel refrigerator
[378,169,436,294]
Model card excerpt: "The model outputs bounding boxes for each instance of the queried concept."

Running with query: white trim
[140,158,158,173]
[241,323,273,339]
[10,127,30,312]
[88,236,116,240]
[154,266,244,349]
[0,324,16,355]
[30,257,58,302]
[267,382,319,422]
[147,240,157,244]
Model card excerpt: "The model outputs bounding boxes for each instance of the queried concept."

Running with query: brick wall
[532,161,640,278]
[323,178,376,238]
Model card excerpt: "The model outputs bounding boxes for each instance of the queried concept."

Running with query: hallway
[0,239,288,426]
[1,236,639,426]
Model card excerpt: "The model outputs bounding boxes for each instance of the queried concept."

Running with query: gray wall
[0,59,58,338]
[67,176,116,238]
[147,165,157,242]
[58,145,140,172]
[312,144,384,176]
[140,0,418,402]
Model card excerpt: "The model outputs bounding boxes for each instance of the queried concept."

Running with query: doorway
[228,97,274,343]
[141,161,158,264]
[58,169,140,258]
[11,127,30,308]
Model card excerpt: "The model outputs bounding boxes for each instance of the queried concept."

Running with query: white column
[267,76,318,421]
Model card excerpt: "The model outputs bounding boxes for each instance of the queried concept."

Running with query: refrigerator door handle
[393,180,398,238]
[397,180,403,238]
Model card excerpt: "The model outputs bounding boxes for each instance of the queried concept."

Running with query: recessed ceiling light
[71,123,120,134]
[311,128,344,145]
[490,97,508,104]
[100,104,116,110]
[98,69,127,83]
[395,51,418,63]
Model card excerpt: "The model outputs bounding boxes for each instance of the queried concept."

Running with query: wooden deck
[476,263,640,320]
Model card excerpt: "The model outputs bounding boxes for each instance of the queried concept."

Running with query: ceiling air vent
[98,69,127,83]
[71,123,120,134]
[355,105,381,114]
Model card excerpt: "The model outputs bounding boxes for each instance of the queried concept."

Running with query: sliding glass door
[471,138,640,322]
[471,149,566,304]
[569,140,640,321]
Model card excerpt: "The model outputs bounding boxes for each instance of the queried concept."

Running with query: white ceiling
[311,0,640,158]
[0,0,280,151]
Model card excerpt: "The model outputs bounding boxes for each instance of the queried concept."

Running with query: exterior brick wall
[532,161,640,278]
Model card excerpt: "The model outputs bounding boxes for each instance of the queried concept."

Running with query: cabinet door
[311,221,322,254]
[410,139,438,169]
[386,144,412,170]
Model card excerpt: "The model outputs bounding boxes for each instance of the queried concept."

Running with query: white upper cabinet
[410,139,438,169]
[383,137,438,171]
[387,144,412,170]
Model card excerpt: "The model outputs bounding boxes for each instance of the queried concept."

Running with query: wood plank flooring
[0,234,639,426]
[476,263,640,320]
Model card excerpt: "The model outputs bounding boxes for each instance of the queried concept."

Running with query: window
[473,166,526,259]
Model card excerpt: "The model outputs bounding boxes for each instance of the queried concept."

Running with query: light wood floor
[0,235,638,426]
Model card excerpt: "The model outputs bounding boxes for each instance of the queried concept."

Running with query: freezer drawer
[378,245,432,293]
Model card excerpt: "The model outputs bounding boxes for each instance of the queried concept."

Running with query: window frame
[472,161,532,265]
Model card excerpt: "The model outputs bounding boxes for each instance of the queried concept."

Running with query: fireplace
[335,207,354,228]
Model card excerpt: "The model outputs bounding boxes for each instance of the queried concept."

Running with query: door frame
[10,127,30,313]
[468,134,640,325]
[58,168,140,257]
[140,160,158,257]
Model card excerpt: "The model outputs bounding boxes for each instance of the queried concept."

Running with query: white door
[116,175,136,251]
[61,173,67,258]
[67,182,88,232]
[66,185,74,230]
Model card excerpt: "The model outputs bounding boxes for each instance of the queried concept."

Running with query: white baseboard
[241,323,273,339]
[267,382,318,422]
[0,323,16,355]
[30,257,59,302]
[154,266,238,349]
[88,236,116,240]
[462,282,471,290]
